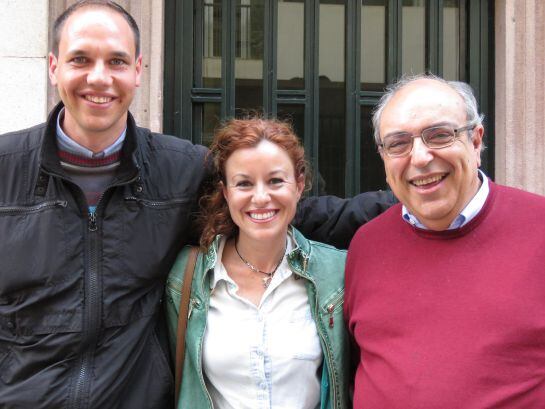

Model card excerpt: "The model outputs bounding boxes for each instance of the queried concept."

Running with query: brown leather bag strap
[174,246,199,405]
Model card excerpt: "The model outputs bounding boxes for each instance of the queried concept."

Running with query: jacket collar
[40,102,141,184]
[200,226,312,287]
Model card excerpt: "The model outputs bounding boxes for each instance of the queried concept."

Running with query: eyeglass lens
[384,127,456,156]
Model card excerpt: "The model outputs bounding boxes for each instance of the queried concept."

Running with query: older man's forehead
[381,80,466,126]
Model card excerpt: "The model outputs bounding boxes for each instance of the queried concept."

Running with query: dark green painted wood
[165,0,493,193]
[162,0,176,135]
[426,0,443,75]
[222,0,236,118]
[344,0,360,196]
[180,0,195,140]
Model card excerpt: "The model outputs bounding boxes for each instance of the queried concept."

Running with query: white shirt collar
[56,107,126,159]
[402,169,490,230]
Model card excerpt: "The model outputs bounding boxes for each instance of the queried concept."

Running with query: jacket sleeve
[292,190,397,249]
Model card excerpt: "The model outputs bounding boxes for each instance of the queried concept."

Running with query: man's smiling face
[48,7,142,151]
[378,79,484,231]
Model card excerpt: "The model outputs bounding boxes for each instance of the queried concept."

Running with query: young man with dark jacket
[0,1,394,408]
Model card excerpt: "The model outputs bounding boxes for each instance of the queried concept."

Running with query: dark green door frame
[163,0,494,196]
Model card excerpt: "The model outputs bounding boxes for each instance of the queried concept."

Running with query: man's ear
[472,125,484,167]
[48,53,59,86]
[135,54,143,87]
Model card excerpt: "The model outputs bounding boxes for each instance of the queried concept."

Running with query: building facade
[1,0,543,196]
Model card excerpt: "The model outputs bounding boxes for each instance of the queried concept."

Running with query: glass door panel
[443,0,460,80]
[277,0,305,90]
[360,105,387,192]
[361,0,386,91]
[199,103,222,146]
[200,0,222,88]
[402,0,425,74]
[235,0,264,112]
[277,104,305,142]
[318,0,345,197]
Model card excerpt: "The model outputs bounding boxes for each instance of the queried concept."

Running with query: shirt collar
[402,169,489,230]
[56,107,126,159]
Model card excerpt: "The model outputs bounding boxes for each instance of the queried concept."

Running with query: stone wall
[495,0,545,194]
[0,0,49,134]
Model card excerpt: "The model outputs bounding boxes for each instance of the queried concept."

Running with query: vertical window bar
[458,0,467,82]
[194,1,204,88]
[387,0,402,82]
[305,0,320,195]
[263,0,277,116]
[192,0,205,143]
[162,0,177,135]
[181,0,195,140]
[345,0,361,196]
[222,0,236,117]
[426,0,443,75]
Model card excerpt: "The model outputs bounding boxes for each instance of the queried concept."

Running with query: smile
[84,95,113,104]
[248,210,277,220]
[410,173,447,187]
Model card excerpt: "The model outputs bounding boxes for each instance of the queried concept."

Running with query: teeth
[85,95,112,104]
[249,211,275,220]
[412,174,445,186]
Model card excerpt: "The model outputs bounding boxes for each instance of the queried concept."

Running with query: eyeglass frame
[377,123,477,158]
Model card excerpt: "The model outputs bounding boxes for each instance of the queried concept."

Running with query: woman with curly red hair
[166,117,349,409]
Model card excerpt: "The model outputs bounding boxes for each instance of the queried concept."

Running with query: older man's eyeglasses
[378,124,476,158]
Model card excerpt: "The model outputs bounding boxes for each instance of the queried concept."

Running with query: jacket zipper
[0,200,67,215]
[291,256,340,409]
[71,200,104,409]
[70,176,137,409]
[323,290,344,329]
[198,276,215,409]
[124,196,191,208]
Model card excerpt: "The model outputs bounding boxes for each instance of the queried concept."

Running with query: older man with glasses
[345,74,545,408]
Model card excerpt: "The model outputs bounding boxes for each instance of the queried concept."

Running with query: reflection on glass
[201,0,222,88]
[319,0,345,197]
[361,0,386,90]
[402,0,425,75]
[201,103,221,147]
[277,0,305,90]
[443,0,460,80]
[277,105,305,147]
[235,0,264,113]
[360,105,387,192]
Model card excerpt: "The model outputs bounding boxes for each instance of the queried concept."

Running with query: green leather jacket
[165,227,349,409]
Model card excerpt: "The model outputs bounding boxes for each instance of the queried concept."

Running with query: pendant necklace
[234,241,285,289]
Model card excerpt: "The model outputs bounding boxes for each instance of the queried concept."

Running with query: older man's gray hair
[371,74,485,147]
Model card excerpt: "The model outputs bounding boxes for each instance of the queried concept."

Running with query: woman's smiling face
[222,140,305,243]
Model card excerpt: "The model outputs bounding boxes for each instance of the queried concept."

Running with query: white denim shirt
[202,236,323,409]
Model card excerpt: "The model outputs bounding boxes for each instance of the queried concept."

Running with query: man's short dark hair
[52,0,140,58]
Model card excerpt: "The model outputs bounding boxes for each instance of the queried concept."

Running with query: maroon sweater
[345,181,545,408]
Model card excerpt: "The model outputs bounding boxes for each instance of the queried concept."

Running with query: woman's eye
[269,178,285,186]
[235,181,252,189]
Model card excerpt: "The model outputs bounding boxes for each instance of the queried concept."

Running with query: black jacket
[0,104,209,408]
[0,104,395,408]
